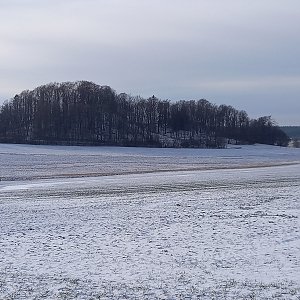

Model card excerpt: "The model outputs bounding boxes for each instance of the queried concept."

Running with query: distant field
[0,144,300,299]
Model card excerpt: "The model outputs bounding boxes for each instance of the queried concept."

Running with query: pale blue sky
[0,0,299,125]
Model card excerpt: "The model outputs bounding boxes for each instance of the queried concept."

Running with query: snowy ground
[0,143,300,299]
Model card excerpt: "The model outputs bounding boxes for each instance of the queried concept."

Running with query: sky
[0,0,299,125]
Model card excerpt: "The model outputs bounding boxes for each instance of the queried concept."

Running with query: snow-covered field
[0,143,300,299]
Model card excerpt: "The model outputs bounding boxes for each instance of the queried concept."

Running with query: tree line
[0,81,289,148]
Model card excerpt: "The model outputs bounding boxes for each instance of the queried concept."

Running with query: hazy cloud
[0,0,300,124]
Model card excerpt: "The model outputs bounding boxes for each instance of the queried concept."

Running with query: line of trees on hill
[0,81,289,148]
[280,126,300,148]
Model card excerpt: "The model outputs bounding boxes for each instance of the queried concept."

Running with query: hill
[280,126,300,139]
[0,81,289,148]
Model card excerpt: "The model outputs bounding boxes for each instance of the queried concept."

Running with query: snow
[0,143,300,299]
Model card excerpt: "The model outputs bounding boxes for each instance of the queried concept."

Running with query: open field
[0,144,300,299]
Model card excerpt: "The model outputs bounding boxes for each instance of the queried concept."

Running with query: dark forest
[0,81,289,148]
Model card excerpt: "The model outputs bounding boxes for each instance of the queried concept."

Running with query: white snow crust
[0,143,299,299]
